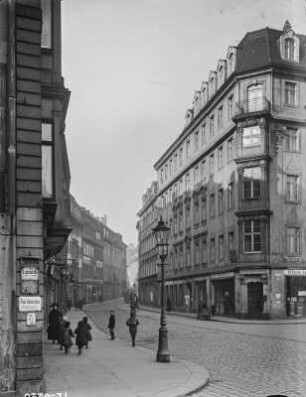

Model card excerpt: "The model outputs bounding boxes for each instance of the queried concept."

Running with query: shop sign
[298,291,306,297]
[26,312,36,326]
[19,296,42,312]
[21,267,39,280]
[284,269,306,276]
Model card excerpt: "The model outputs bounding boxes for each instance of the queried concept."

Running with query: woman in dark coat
[83,316,92,348]
[74,320,88,355]
[48,304,63,344]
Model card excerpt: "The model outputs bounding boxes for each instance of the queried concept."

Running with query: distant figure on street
[83,316,92,348]
[62,321,74,354]
[126,311,139,347]
[74,320,88,355]
[58,315,69,350]
[48,303,63,344]
[107,310,116,340]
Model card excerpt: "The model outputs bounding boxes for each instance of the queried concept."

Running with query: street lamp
[152,216,170,363]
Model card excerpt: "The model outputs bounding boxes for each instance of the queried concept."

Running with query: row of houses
[0,1,127,396]
[137,21,306,320]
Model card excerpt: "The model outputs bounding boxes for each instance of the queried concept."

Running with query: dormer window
[279,21,300,63]
[285,38,295,61]
[201,82,208,107]
[217,60,227,89]
[226,46,237,75]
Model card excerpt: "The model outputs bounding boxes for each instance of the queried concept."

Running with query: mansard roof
[235,26,306,73]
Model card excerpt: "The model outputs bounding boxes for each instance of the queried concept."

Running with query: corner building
[150,22,306,319]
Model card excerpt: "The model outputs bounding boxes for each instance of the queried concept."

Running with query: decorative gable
[201,81,208,106]
[185,109,194,127]
[217,59,227,89]
[193,90,201,115]
[208,71,217,99]
[279,20,300,62]
[226,46,237,75]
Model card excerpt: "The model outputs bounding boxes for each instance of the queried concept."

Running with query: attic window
[284,38,295,61]
[279,25,300,63]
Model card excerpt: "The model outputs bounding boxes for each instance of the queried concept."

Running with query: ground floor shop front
[163,268,306,319]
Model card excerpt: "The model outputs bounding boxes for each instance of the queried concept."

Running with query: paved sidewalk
[139,304,306,325]
[44,309,209,397]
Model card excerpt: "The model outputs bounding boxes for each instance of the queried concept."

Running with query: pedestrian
[126,311,139,347]
[107,310,115,340]
[62,321,74,354]
[74,320,88,355]
[83,316,92,348]
[47,303,63,344]
[58,316,69,350]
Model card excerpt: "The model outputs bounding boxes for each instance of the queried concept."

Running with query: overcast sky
[61,0,306,246]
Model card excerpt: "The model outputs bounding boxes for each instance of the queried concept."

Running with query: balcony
[233,97,270,121]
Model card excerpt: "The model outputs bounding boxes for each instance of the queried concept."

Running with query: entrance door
[247,85,263,112]
[248,282,263,318]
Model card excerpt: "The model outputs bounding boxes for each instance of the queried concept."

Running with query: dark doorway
[248,282,263,318]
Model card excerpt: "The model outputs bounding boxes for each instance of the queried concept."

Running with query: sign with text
[284,269,306,276]
[21,280,39,295]
[20,258,40,295]
[26,312,36,326]
[18,296,42,312]
[21,267,39,280]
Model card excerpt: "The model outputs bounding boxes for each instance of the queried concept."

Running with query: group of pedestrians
[47,303,92,355]
[47,302,140,353]
[107,308,140,347]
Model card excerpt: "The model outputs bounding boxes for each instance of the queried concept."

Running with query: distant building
[137,182,159,306]
[138,22,306,319]
[60,195,127,306]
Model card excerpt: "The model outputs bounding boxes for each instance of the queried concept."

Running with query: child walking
[83,316,92,348]
[62,321,74,354]
[74,320,88,355]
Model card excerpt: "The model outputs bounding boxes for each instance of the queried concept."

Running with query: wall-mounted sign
[19,296,42,312]
[298,291,306,297]
[284,269,306,276]
[21,267,39,280]
[21,280,38,295]
[26,312,37,326]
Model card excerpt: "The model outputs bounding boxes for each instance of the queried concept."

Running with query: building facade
[62,195,127,307]
[138,22,306,319]
[137,182,159,306]
[0,0,71,395]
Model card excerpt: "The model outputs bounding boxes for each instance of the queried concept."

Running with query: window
[228,182,234,210]
[41,0,52,48]
[195,239,200,265]
[285,81,297,105]
[186,206,191,227]
[227,138,233,162]
[201,123,207,146]
[169,159,173,176]
[201,160,207,181]
[160,168,164,183]
[218,146,223,169]
[285,128,300,152]
[242,126,261,147]
[165,164,168,180]
[179,147,183,166]
[210,193,215,218]
[186,244,191,266]
[286,175,300,203]
[228,232,234,253]
[210,238,215,261]
[194,131,199,151]
[228,53,234,74]
[174,153,178,170]
[218,106,223,128]
[185,173,190,191]
[194,200,199,224]
[210,154,214,175]
[42,123,53,198]
[202,236,207,263]
[179,211,183,232]
[247,85,263,112]
[285,38,296,61]
[228,95,233,119]
[218,188,224,214]
[209,115,214,136]
[286,227,301,255]
[194,166,199,185]
[243,167,261,199]
[243,220,261,253]
[179,179,183,195]
[201,193,207,222]
[186,140,191,159]
[219,235,224,259]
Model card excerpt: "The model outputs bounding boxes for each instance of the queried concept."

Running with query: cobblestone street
[85,300,306,397]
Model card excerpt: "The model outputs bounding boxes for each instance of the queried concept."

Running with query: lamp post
[152,216,170,363]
